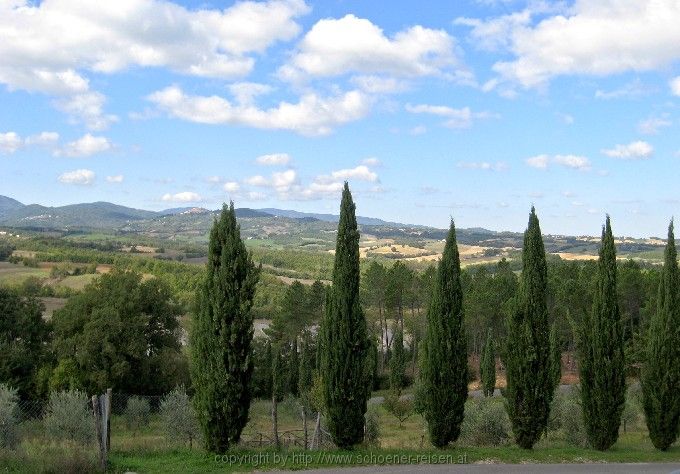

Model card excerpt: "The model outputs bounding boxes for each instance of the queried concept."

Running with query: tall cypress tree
[549,324,562,394]
[190,202,260,453]
[577,215,626,451]
[504,207,555,449]
[481,329,496,397]
[321,183,369,448]
[389,326,405,392]
[642,220,680,450]
[419,220,468,448]
[289,339,299,397]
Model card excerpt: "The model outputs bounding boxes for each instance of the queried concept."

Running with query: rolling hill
[0,195,668,260]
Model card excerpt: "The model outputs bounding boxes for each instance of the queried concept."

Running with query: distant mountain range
[0,195,430,232]
[0,195,667,259]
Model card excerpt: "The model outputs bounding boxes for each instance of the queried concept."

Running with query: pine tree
[390,326,406,392]
[504,207,555,449]
[419,220,468,448]
[577,215,626,451]
[190,202,260,453]
[642,220,680,450]
[481,329,496,397]
[321,183,369,448]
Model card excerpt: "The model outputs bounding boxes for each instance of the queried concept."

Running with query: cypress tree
[550,324,562,389]
[549,324,562,393]
[504,207,554,449]
[190,202,260,453]
[321,183,369,448]
[419,220,468,448]
[289,339,299,397]
[389,326,406,392]
[642,220,680,450]
[577,215,626,451]
[481,329,496,397]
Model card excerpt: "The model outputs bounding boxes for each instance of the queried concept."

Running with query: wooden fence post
[91,391,110,471]
[92,395,106,471]
[105,388,112,452]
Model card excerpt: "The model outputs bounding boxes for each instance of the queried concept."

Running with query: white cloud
[205,176,222,184]
[457,161,508,171]
[409,125,427,135]
[456,8,534,52]
[106,175,124,183]
[0,0,308,84]
[0,0,309,127]
[229,82,275,105]
[405,103,496,129]
[670,76,680,96]
[350,75,409,94]
[362,157,381,167]
[602,141,654,160]
[246,191,268,201]
[526,154,549,169]
[299,180,344,199]
[256,153,291,166]
[0,132,23,154]
[553,154,591,171]
[245,175,270,186]
[58,169,95,185]
[55,134,112,157]
[467,1,680,88]
[148,85,371,136]
[637,115,671,135]
[595,79,655,100]
[161,192,203,203]
[526,154,590,170]
[223,181,240,192]
[54,92,118,131]
[329,165,378,182]
[25,131,59,146]
[278,14,461,82]
[0,130,60,154]
[271,169,298,192]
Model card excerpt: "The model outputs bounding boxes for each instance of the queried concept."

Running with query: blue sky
[1,0,679,237]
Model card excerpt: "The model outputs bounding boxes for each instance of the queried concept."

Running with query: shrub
[383,392,414,427]
[0,384,20,449]
[549,387,588,448]
[20,443,100,474]
[43,390,94,444]
[160,386,201,448]
[460,397,511,446]
[364,406,380,447]
[622,382,642,433]
[124,396,151,431]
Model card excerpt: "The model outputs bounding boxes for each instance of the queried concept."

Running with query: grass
[107,436,680,474]
[0,262,49,285]
[99,395,680,474]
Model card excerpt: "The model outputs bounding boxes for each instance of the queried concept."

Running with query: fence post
[92,395,106,471]
[105,388,112,452]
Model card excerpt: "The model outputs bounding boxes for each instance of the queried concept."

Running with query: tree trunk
[272,394,279,450]
[302,406,308,449]
[312,411,321,449]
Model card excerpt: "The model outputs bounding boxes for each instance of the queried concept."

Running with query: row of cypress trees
[188,186,679,454]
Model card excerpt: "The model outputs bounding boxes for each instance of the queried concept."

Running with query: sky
[1,0,679,238]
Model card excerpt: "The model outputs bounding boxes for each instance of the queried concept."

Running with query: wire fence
[5,391,333,458]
